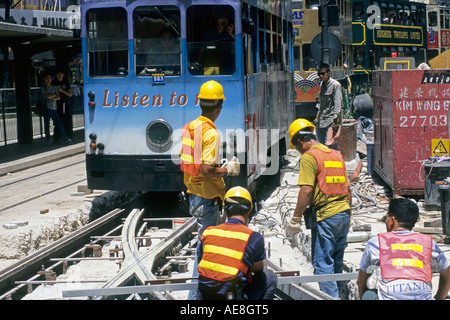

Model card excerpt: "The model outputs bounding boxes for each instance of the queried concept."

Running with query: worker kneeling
[196,187,277,300]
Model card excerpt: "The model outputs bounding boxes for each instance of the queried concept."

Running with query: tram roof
[81,0,292,20]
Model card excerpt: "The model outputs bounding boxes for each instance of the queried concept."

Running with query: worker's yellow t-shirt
[183,116,226,200]
[297,143,350,222]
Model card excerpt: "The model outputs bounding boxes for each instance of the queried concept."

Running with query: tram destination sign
[373,25,423,46]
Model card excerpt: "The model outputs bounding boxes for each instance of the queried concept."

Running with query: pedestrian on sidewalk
[287,118,352,299]
[41,72,74,145]
[357,197,450,300]
[52,68,73,140]
[196,187,277,300]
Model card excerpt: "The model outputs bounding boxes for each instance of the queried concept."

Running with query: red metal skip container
[373,69,450,196]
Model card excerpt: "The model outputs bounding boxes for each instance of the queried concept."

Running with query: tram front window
[87,7,128,77]
[133,6,181,77]
[187,5,236,75]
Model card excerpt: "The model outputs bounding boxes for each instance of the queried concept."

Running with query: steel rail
[62,272,358,298]
[0,207,127,300]
[0,178,86,213]
[94,209,197,299]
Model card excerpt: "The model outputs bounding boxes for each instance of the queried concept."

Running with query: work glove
[288,217,302,235]
[226,156,240,176]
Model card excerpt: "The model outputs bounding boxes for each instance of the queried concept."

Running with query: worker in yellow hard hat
[180,80,240,299]
[196,186,277,300]
[288,118,316,150]
[287,118,352,299]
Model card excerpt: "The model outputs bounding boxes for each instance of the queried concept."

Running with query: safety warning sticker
[432,139,449,157]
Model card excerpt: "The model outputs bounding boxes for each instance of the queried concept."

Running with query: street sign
[310,33,341,65]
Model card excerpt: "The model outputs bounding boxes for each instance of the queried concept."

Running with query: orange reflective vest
[306,147,349,195]
[378,232,433,283]
[198,223,253,282]
[180,118,216,176]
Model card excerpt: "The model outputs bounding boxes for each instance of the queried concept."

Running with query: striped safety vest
[198,223,253,282]
[180,118,216,176]
[306,147,349,195]
[378,232,433,283]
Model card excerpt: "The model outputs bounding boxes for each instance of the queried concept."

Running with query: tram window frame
[283,19,289,71]
[400,7,411,25]
[445,10,450,29]
[250,6,258,74]
[418,7,426,26]
[302,44,316,71]
[292,0,303,10]
[186,5,236,76]
[305,0,320,9]
[133,6,181,77]
[258,9,267,66]
[266,13,273,64]
[277,16,282,68]
[382,7,389,24]
[353,46,366,69]
[428,11,438,27]
[353,2,364,22]
[410,5,419,26]
[86,7,128,78]
[294,44,301,71]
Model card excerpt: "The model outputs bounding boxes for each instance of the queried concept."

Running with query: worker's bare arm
[435,266,450,300]
[200,164,227,177]
[357,270,370,299]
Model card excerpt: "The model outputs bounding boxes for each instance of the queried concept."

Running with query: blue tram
[81,0,295,192]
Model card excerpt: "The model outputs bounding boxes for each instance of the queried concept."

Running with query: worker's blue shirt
[197,218,266,296]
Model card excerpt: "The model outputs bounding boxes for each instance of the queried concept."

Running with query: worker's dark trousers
[311,211,350,299]
[197,270,278,300]
[187,194,220,300]
[243,269,278,300]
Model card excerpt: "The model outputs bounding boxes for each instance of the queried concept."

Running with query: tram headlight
[89,132,97,152]
[146,119,173,148]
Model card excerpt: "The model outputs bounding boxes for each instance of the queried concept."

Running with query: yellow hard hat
[224,186,253,211]
[288,118,315,149]
[197,80,226,100]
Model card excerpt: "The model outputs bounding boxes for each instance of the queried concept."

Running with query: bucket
[338,121,357,162]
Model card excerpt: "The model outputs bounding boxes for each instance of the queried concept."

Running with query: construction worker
[358,197,450,300]
[196,186,277,300]
[287,118,352,299]
[180,80,240,300]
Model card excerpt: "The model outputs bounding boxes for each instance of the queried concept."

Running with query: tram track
[0,154,87,214]
[0,187,349,301]
[0,206,128,300]
[0,178,87,213]
[0,191,198,300]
